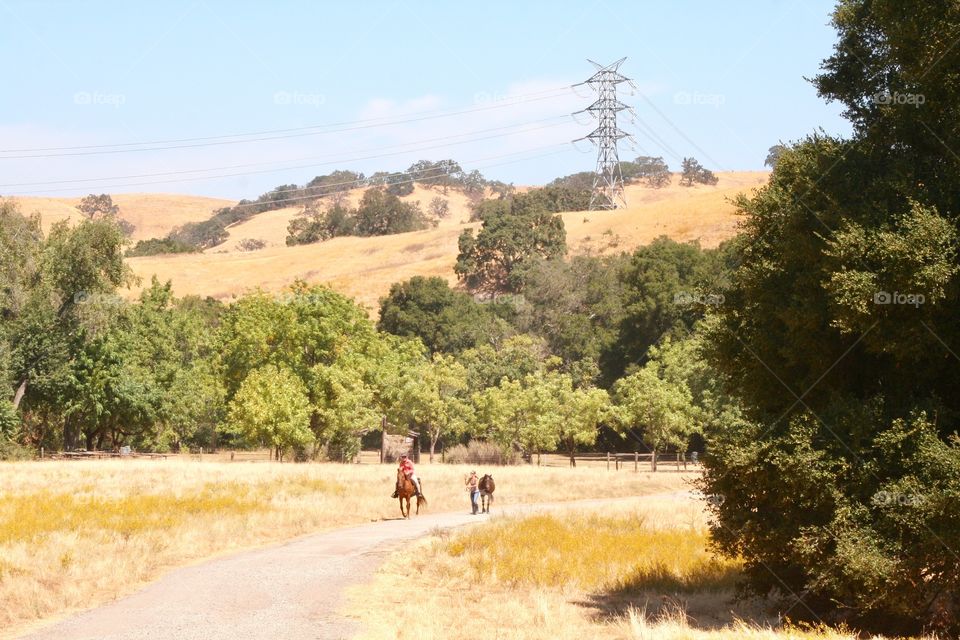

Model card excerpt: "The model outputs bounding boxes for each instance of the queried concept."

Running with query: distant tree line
[286,188,434,245]
[158,160,504,253]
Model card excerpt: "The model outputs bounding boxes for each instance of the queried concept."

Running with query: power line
[573,58,634,210]
[7,119,573,195]
[0,115,569,188]
[0,87,574,158]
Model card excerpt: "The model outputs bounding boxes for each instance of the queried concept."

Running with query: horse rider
[466,470,480,514]
[392,453,423,498]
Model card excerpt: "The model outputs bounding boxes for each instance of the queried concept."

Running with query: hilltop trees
[679,157,718,186]
[553,156,671,190]
[764,144,787,169]
[76,194,119,219]
[353,188,431,236]
[621,156,672,187]
[286,189,432,246]
[286,201,356,245]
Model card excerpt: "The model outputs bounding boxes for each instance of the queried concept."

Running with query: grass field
[0,459,693,638]
[125,172,766,312]
[348,497,925,640]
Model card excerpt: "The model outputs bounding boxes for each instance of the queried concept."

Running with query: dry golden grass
[348,497,922,640]
[4,193,235,242]
[0,459,691,637]
[125,172,766,312]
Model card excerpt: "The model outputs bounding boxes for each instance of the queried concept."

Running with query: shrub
[444,440,520,465]
[237,238,266,252]
[126,237,197,257]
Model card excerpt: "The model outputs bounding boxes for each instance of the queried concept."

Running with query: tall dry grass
[0,459,691,637]
[348,502,926,640]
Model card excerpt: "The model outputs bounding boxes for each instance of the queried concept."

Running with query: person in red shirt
[391,453,423,498]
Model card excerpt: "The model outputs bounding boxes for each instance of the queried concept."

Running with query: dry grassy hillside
[4,193,236,242]
[212,184,477,251]
[122,171,766,312]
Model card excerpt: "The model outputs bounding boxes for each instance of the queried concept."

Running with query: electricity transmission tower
[574,57,634,210]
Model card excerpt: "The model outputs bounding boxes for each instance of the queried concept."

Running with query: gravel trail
[19,492,695,640]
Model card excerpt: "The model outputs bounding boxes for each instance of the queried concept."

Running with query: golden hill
[213,184,476,251]
[125,171,767,313]
[4,193,236,242]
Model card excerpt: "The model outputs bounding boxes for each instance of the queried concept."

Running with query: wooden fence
[39,448,699,471]
[536,451,697,471]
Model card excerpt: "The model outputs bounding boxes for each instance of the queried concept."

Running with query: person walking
[465,470,480,514]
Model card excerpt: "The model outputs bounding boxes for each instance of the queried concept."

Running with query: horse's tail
[417,494,428,509]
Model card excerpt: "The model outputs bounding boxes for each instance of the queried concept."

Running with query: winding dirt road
[18,493,694,640]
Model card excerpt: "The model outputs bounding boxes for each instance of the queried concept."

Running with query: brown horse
[396,468,426,518]
[479,474,495,514]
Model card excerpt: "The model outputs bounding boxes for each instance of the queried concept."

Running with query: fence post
[606,452,610,470]
[652,450,657,472]
[634,451,638,472]
[40,447,44,460]
[677,452,680,471]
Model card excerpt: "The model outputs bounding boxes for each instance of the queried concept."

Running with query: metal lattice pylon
[573,58,634,210]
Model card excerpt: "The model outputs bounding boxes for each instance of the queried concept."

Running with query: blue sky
[0,0,850,199]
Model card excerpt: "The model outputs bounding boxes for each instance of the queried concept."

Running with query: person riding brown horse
[391,454,423,498]
[395,465,426,518]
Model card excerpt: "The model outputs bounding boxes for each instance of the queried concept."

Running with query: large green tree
[455,199,566,294]
[514,254,627,380]
[377,276,511,353]
[702,1,960,632]
[604,237,729,382]
[611,363,698,470]
[226,364,313,461]
[398,353,471,461]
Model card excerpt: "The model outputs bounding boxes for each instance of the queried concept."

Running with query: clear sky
[0,0,850,199]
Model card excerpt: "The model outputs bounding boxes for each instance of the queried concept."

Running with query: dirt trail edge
[19,491,695,640]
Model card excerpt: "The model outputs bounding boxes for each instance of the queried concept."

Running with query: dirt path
[18,492,695,640]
